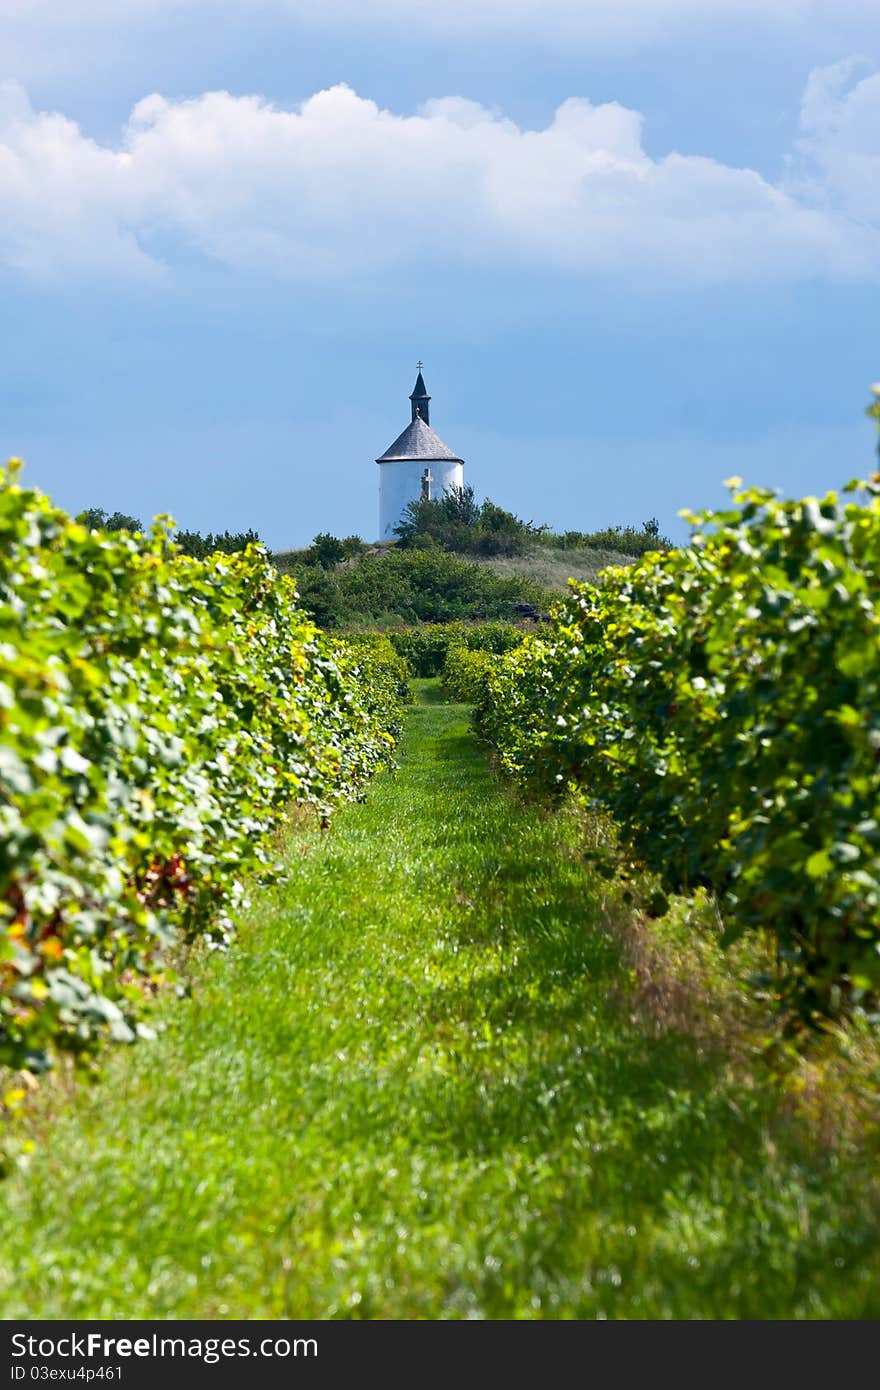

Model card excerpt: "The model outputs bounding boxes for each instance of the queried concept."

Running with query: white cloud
[796,58,880,224]
[0,81,160,278]
[0,76,877,284]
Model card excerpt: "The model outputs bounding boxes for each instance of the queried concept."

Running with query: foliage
[546,518,673,556]
[305,532,367,569]
[868,384,880,449]
[281,548,553,629]
[0,463,407,1074]
[394,484,541,557]
[442,646,497,704]
[174,528,263,559]
[78,512,264,560]
[388,622,524,678]
[274,520,663,628]
[474,462,880,1021]
[76,508,144,534]
[394,483,673,560]
[326,631,412,711]
[274,533,366,575]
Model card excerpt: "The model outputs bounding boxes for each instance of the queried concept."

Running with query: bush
[327,632,412,711]
[174,528,263,559]
[474,464,880,1021]
[284,549,553,629]
[388,622,525,677]
[394,485,540,557]
[76,508,144,534]
[0,463,408,1073]
[546,519,673,556]
[78,517,264,561]
[442,646,497,704]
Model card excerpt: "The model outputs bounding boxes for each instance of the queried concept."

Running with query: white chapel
[375,367,464,540]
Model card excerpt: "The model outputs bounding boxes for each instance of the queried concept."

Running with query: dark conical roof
[410,371,430,400]
[376,415,463,463]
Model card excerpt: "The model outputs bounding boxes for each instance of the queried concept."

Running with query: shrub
[394,485,540,557]
[442,646,497,704]
[327,632,412,712]
[0,464,407,1073]
[174,528,263,559]
[76,508,144,534]
[388,622,524,677]
[474,465,880,1021]
[284,550,552,629]
[546,519,673,556]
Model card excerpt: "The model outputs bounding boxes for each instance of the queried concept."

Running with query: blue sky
[1,1,879,547]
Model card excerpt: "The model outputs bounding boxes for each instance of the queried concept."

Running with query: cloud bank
[0,66,877,285]
[797,57,880,224]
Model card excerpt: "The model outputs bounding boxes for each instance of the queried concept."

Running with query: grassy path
[1,683,878,1318]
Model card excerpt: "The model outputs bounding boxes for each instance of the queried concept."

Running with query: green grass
[1,682,878,1318]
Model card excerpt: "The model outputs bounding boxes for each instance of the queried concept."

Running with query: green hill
[272,539,635,628]
[469,542,636,594]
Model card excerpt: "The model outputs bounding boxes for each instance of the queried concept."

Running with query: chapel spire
[409,362,431,426]
[376,364,464,540]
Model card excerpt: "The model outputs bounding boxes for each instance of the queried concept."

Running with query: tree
[175,529,262,559]
[394,485,538,556]
[77,507,144,533]
[439,483,481,529]
[306,533,366,569]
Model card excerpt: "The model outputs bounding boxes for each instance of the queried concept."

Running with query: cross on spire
[410,365,431,425]
[417,359,424,372]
